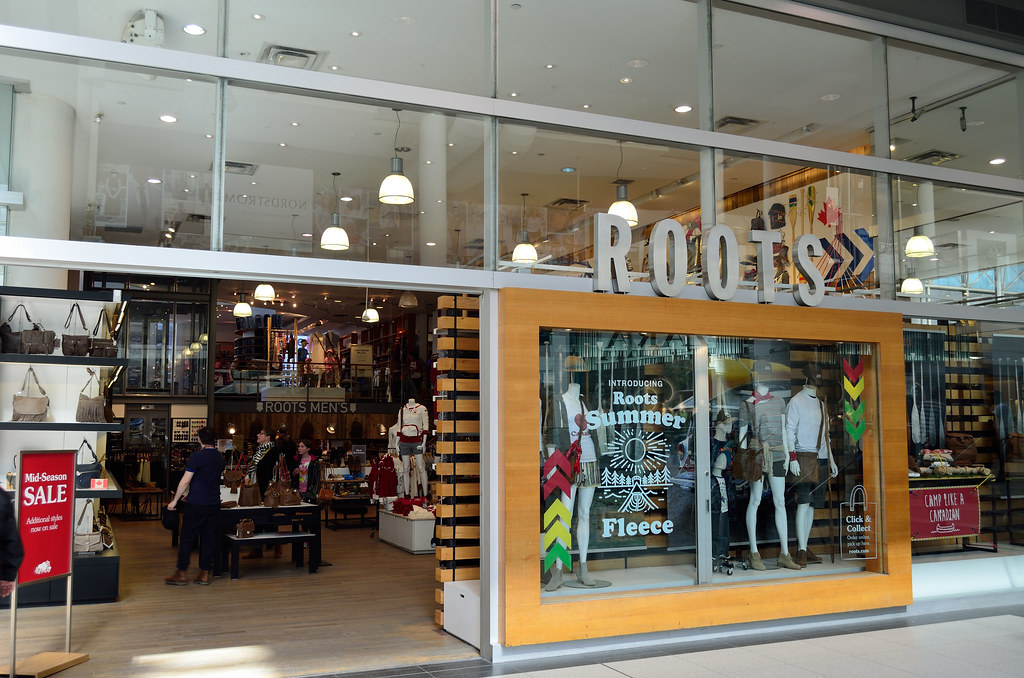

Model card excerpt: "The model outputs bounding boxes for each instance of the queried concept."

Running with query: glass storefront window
[498,124,701,276]
[905,317,1024,554]
[540,329,878,595]
[117,300,208,396]
[718,153,879,297]
[888,42,1020,178]
[712,2,881,154]
[496,0,699,127]
[0,51,216,249]
[224,87,485,267]
[893,178,1024,306]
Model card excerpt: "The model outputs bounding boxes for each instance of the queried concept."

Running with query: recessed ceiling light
[582,104,590,109]
[252,13,264,20]
[425,160,432,164]
[241,194,247,198]
[251,181,257,185]
[929,257,939,261]
[290,121,299,127]
[372,242,377,246]
[436,199,442,203]
[627,59,648,68]
[204,134,213,139]
[912,203,918,207]
[182,24,205,36]
[619,77,632,84]
[545,64,556,69]
[561,167,575,173]
[674,105,692,113]
[340,196,353,202]
[159,114,178,123]
[510,92,519,97]
[301,233,312,237]
[448,143,455,147]
[183,188,190,192]
[889,144,896,151]
[329,65,339,71]
[989,230,996,234]
[279,142,286,147]
[990,157,1006,165]
[164,233,172,239]
[350,31,361,37]
[426,241,436,246]
[147,178,161,184]
[820,93,841,102]
[511,151,518,155]
[189,174,195,178]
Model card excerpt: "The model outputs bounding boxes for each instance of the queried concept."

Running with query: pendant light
[398,291,418,308]
[900,277,924,294]
[253,283,276,301]
[511,192,538,264]
[378,109,414,205]
[189,338,203,352]
[232,292,252,317]
[321,171,351,250]
[904,234,935,258]
[199,332,209,344]
[361,289,380,323]
[608,141,638,227]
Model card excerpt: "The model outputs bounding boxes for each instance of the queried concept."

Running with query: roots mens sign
[17,450,76,585]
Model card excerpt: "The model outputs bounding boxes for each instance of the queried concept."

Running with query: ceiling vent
[545,198,590,209]
[965,1,1024,39]
[715,115,764,132]
[210,161,259,175]
[903,149,961,165]
[257,44,327,70]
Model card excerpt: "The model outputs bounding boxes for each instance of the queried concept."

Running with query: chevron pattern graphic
[542,449,573,571]
[843,358,866,442]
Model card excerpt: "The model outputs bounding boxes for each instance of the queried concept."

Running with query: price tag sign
[17,450,76,586]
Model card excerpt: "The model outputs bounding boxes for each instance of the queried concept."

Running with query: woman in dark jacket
[292,439,323,503]
[1,489,25,597]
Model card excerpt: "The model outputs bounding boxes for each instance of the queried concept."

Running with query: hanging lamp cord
[393,109,402,159]
[616,140,624,181]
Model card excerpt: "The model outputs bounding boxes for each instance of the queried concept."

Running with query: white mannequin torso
[562,383,596,462]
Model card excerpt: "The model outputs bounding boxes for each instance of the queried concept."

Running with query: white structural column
[418,112,448,267]
[8,93,74,288]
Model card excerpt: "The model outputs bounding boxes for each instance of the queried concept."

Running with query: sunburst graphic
[602,426,672,513]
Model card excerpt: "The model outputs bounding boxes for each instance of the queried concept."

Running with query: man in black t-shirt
[165,426,225,586]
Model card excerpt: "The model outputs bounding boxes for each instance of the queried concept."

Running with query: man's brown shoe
[805,547,823,563]
[777,552,801,570]
[164,570,188,586]
[194,570,211,586]
[794,549,808,568]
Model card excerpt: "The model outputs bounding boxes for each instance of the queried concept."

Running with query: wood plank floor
[1,513,478,677]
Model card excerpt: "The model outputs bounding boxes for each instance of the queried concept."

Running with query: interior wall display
[171,418,191,443]
[189,418,207,439]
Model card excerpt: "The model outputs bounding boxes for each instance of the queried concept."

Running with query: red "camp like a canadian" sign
[17,450,76,585]
[909,486,981,541]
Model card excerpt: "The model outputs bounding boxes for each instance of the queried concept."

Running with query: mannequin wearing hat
[543,358,610,590]
[711,410,737,563]
[785,364,838,566]
[741,360,801,571]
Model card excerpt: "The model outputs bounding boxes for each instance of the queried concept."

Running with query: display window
[502,288,910,645]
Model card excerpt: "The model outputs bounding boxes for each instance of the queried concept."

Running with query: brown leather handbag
[223,455,246,493]
[275,459,301,506]
[733,402,766,483]
[62,303,90,357]
[88,309,118,358]
[946,430,977,464]
[237,478,261,506]
[235,518,255,538]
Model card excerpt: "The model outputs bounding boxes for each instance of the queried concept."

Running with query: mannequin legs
[795,502,813,551]
[575,486,596,585]
[544,486,574,592]
[746,474,790,567]
[402,452,429,497]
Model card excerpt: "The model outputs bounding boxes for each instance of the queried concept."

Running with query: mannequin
[710,411,737,570]
[785,364,838,566]
[544,380,609,590]
[741,361,800,571]
[396,398,429,498]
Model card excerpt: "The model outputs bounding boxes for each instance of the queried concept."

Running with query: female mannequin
[544,380,609,590]
[396,398,429,497]
[741,361,800,571]
[785,364,838,566]
[711,411,736,567]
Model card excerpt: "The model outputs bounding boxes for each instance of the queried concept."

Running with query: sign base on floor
[2,652,89,678]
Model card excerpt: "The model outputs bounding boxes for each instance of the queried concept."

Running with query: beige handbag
[12,367,49,422]
[74,500,103,553]
[75,368,106,423]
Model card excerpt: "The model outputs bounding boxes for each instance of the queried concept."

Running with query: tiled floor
[312,600,1024,678]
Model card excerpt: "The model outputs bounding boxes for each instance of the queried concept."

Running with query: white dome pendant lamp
[321,171,350,250]
[379,109,415,205]
[608,140,638,227]
[511,192,538,264]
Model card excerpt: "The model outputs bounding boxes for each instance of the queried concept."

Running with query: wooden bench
[223,532,316,579]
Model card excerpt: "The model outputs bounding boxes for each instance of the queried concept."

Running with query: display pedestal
[379,510,434,554]
[443,579,480,648]
[2,651,89,677]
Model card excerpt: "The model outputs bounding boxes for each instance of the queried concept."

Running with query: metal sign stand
[5,451,89,678]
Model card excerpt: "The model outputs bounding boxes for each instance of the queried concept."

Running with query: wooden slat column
[433,295,481,626]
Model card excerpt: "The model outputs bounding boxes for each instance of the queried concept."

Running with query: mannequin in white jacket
[396,399,430,497]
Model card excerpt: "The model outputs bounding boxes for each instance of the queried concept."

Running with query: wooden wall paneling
[433,295,482,626]
[499,288,911,647]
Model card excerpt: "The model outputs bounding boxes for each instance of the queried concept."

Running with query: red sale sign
[17,450,76,585]
[909,485,981,541]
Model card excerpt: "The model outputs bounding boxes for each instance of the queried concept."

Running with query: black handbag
[161,506,179,531]
[62,303,91,357]
[76,439,103,489]
[88,309,118,358]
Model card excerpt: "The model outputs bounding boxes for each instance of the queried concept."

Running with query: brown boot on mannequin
[164,570,188,586]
